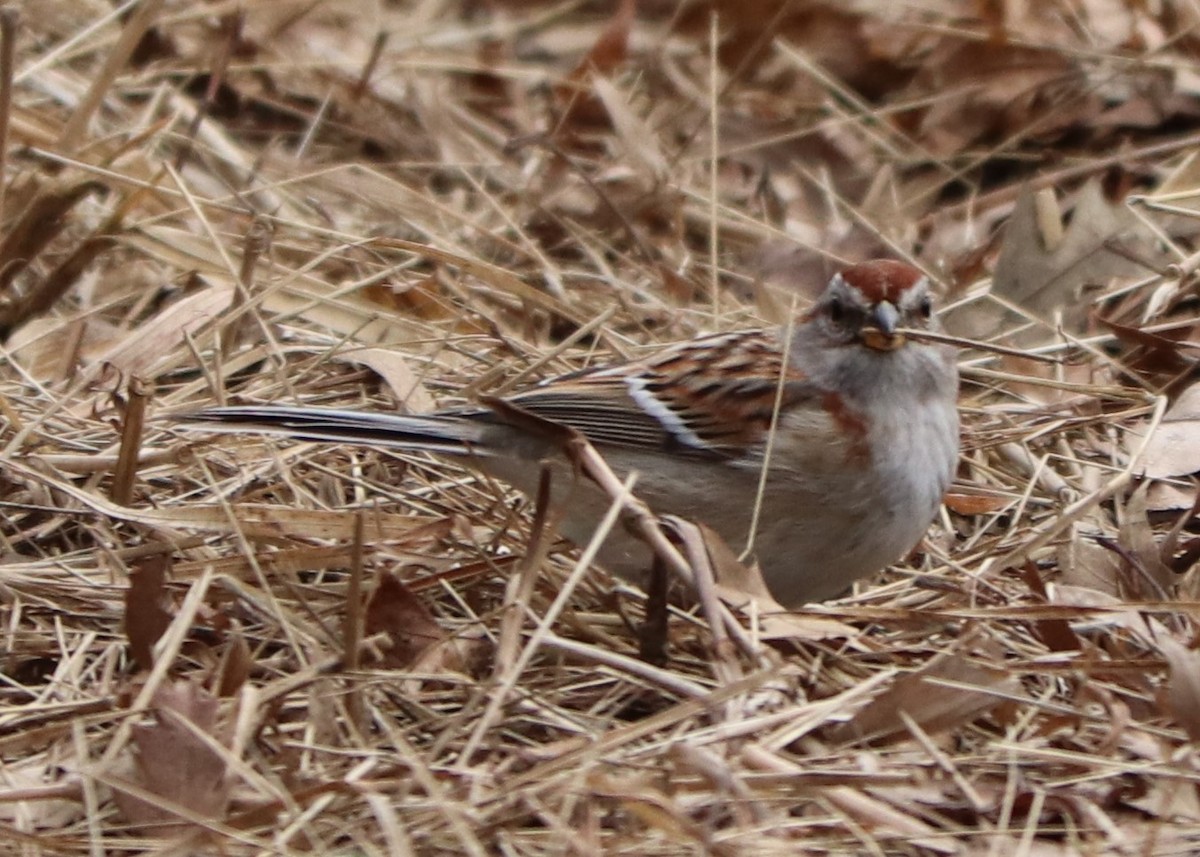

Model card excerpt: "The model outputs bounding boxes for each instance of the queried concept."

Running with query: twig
[110,375,150,505]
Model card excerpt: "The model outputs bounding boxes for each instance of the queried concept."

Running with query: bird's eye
[827,297,845,324]
[918,296,933,319]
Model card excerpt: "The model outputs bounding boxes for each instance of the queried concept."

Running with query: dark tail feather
[175,406,491,456]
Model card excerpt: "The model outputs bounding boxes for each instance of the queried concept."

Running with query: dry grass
[3,1,1200,854]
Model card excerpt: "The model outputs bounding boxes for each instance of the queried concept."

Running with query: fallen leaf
[556,0,635,132]
[574,0,633,75]
[943,490,1012,516]
[1045,583,1161,648]
[902,43,1079,157]
[1057,525,1124,596]
[84,283,234,384]
[365,571,448,669]
[363,273,454,321]
[123,555,173,671]
[698,519,775,603]
[1147,481,1198,512]
[1160,635,1200,743]
[1097,315,1195,379]
[214,630,252,698]
[588,769,699,843]
[112,680,230,834]
[0,179,105,298]
[1139,382,1200,480]
[1126,772,1200,823]
[698,519,859,640]
[1116,481,1175,597]
[333,346,437,413]
[829,638,1019,745]
[0,757,85,828]
[6,314,122,382]
[946,179,1162,344]
[1018,562,1082,652]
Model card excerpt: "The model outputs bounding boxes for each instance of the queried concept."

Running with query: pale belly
[486,432,952,607]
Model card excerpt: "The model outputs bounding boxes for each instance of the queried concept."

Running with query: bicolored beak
[860,301,906,351]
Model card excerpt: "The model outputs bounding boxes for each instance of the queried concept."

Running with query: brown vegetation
[3,1,1200,853]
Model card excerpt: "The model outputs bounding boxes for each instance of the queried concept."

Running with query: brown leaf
[1126,764,1200,821]
[699,520,774,603]
[0,179,105,295]
[572,0,634,79]
[123,556,173,671]
[556,0,635,132]
[1117,481,1175,598]
[1046,583,1161,647]
[112,680,230,833]
[1097,315,1195,378]
[1146,481,1199,513]
[680,3,879,96]
[214,630,252,698]
[697,521,858,640]
[0,758,84,828]
[903,43,1079,156]
[1160,635,1200,743]
[84,283,234,384]
[946,180,1162,344]
[363,274,454,321]
[1057,525,1124,596]
[333,347,437,413]
[1018,562,1081,652]
[830,638,1019,745]
[943,490,1012,515]
[365,571,447,669]
[0,231,118,340]
[658,264,696,303]
[1139,382,1200,480]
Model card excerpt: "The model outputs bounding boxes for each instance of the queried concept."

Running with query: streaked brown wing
[498,330,817,459]
[505,376,679,452]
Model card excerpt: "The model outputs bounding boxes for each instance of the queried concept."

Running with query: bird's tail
[175,405,493,457]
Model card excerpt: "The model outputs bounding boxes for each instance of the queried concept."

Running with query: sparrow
[179,259,959,606]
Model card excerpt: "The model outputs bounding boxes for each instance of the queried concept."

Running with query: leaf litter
[3,1,1200,854]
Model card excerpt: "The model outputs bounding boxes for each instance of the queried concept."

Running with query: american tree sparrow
[182,260,959,606]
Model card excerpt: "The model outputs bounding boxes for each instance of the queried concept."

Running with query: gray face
[806,272,938,352]
[786,267,957,410]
